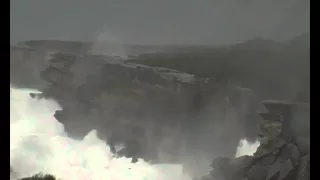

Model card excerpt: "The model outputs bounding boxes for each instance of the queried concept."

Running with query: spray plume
[10,85,259,179]
[10,85,192,180]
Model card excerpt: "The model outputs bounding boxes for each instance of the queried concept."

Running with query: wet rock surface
[199,101,310,180]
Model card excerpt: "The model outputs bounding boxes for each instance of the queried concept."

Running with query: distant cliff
[128,35,310,102]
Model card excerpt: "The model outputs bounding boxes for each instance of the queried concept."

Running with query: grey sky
[10,0,309,45]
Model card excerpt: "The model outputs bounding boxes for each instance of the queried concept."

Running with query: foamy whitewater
[10,85,259,180]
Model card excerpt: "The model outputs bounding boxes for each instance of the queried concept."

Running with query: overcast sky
[10,0,309,45]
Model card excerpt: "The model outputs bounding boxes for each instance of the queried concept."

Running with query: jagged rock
[247,165,268,180]
[258,118,282,139]
[296,153,310,180]
[278,143,300,166]
[201,100,309,180]
[294,137,310,155]
[230,156,254,167]
[266,159,294,180]
[255,155,276,166]
[210,156,254,180]
[208,157,231,180]
[227,156,254,180]
[254,138,286,158]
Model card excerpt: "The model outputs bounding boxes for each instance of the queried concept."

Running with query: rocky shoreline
[10,39,309,179]
[198,101,310,180]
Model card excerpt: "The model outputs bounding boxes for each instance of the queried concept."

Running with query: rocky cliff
[199,101,310,180]
[10,37,309,165]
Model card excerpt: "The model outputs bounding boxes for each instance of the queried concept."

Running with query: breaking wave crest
[10,86,192,180]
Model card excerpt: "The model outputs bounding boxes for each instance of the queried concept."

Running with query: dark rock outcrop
[200,101,310,180]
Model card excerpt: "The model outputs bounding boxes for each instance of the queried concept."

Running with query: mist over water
[10,85,259,180]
